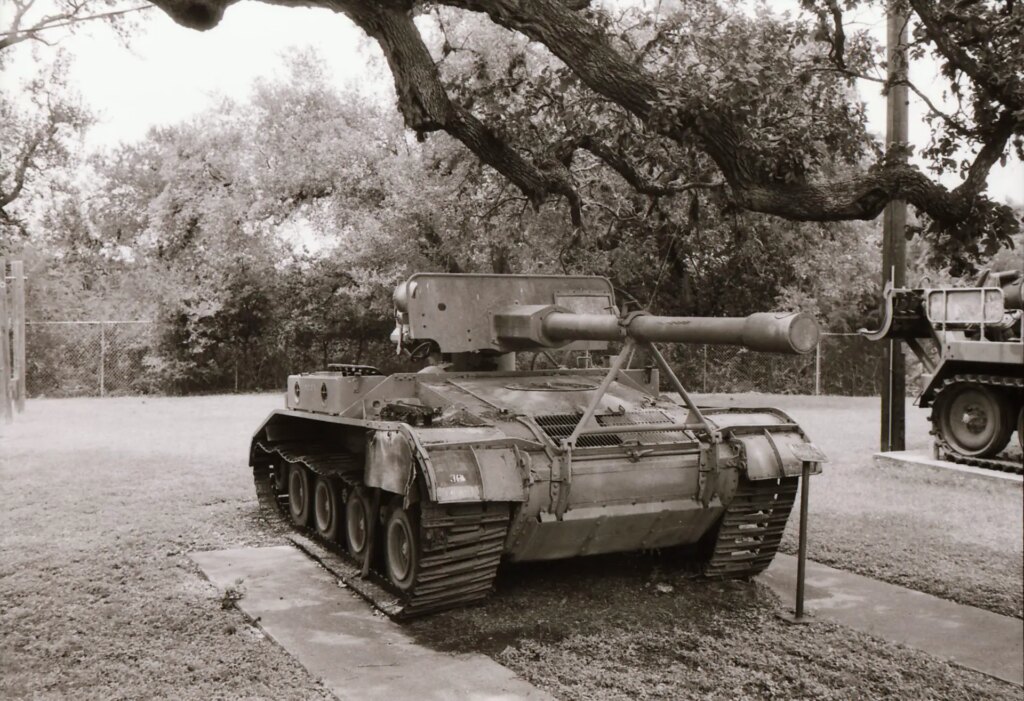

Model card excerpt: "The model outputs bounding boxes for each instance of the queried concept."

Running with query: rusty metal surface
[702,408,823,480]
[364,429,413,495]
[508,499,724,561]
[428,446,527,503]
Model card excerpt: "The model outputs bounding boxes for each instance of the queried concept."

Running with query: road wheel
[288,464,314,527]
[345,488,372,558]
[1017,405,1023,451]
[314,477,343,542]
[385,504,420,592]
[935,385,1013,458]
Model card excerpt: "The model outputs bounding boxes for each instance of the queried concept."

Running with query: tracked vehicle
[864,270,1023,471]
[250,273,823,617]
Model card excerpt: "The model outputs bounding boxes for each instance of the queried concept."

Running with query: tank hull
[250,368,815,615]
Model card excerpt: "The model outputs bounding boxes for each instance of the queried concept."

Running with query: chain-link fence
[668,333,891,396]
[26,321,158,398]
[25,322,912,398]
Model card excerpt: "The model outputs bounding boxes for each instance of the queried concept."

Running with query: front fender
[704,408,824,480]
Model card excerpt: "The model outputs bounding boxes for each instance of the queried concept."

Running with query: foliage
[0,54,92,241]
[19,24,1015,392]
[142,0,1024,272]
[0,0,145,242]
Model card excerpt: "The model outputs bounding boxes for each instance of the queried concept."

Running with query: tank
[863,269,1023,471]
[250,273,824,617]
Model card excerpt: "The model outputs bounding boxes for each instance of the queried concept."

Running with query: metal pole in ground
[99,322,106,398]
[702,345,708,393]
[11,261,25,412]
[795,459,811,619]
[781,443,826,624]
[0,260,12,423]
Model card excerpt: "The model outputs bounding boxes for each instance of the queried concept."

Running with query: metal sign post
[782,442,828,623]
[795,459,812,619]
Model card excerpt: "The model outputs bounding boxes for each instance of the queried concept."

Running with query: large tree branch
[322,1,583,224]
[954,110,1017,199]
[0,124,50,209]
[908,0,1022,112]
[149,0,1020,240]
[434,0,1020,232]
[559,135,721,197]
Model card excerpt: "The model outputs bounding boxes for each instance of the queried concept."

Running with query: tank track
[252,440,511,619]
[702,476,799,578]
[930,374,1024,475]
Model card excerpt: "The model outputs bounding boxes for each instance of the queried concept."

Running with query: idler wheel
[313,477,343,542]
[288,465,314,527]
[385,505,420,591]
[272,459,288,494]
[935,385,1013,458]
[345,488,372,558]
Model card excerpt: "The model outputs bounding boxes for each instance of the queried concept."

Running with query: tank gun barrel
[540,311,819,354]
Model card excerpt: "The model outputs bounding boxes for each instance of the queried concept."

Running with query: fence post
[99,322,106,397]
[814,337,822,396]
[11,261,25,411]
[702,345,708,393]
[0,259,12,422]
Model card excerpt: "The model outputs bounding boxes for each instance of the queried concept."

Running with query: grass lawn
[1,393,1020,700]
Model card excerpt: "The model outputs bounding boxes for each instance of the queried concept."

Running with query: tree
[0,0,144,53]
[0,0,146,241]
[77,53,464,389]
[0,56,91,239]
[147,0,1020,269]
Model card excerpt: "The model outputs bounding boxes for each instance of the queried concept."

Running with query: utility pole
[881,4,909,452]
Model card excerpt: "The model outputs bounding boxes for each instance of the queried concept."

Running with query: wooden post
[881,5,909,452]
[11,261,25,411]
[0,259,12,423]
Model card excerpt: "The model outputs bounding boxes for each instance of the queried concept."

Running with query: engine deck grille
[596,410,680,441]
[533,413,622,448]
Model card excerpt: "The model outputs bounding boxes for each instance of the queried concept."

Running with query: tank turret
[392,273,817,358]
[249,273,826,618]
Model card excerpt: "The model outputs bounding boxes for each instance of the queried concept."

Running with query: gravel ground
[1,393,1021,700]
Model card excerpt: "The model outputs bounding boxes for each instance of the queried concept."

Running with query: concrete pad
[875,450,1023,485]
[761,553,1024,686]
[190,546,553,701]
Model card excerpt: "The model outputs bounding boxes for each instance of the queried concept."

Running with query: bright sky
[3,0,1021,205]
[61,3,391,148]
